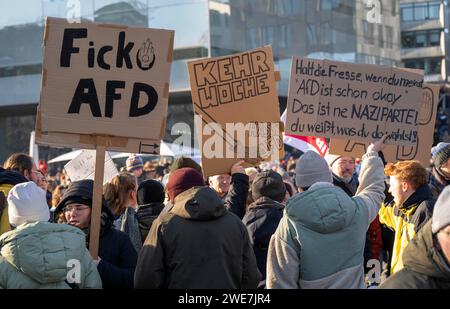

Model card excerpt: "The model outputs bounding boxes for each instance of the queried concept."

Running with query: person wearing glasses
[380,186,450,289]
[54,179,137,289]
[0,182,101,288]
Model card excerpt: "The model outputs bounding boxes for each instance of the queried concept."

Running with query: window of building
[404,58,442,75]
[429,30,441,46]
[429,2,440,19]
[362,20,375,45]
[401,30,442,48]
[404,59,425,70]
[378,24,384,48]
[279,23,292,49]
[320,0,341,11]
[401,2,441,22]
[385,26,394,49]
[427,58,442,74]
[401,4,414,21]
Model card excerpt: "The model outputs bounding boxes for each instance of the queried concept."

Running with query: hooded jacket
[0,222,101,288]
[333,173,383,269]
[380,220,450,289]
[242,197,284,281]
[54,180,138,289]
[0,168,28,236]
[134,186,260,289]
[266,151,385,289]
[136,202,165,242]
[378,184,435,274]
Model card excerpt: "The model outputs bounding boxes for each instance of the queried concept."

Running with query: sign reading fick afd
[37,17,174,152]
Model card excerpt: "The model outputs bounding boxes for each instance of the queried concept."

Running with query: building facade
[400,0,450,140]
[0,0,401,163]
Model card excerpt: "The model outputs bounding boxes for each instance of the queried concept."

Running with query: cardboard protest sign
[36,17,174,153]
[285,57,424,146]
[188,46,284,177]
[64,150,118,184]
[35,17,174,259]
[329,83,439,167]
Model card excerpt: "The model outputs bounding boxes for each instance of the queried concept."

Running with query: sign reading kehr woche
[35,17,174,153]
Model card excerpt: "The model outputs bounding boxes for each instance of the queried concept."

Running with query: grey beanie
[295,151,333,188]
[432,185,450,234]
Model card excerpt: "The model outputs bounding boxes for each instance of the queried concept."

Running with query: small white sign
[64,150,118,184]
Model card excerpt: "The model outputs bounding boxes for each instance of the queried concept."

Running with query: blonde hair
[104,172,137,216]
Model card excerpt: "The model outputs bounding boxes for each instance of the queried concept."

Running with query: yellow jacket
[0,183,13,235]
[0,168,30,236]
[379,185,434,274]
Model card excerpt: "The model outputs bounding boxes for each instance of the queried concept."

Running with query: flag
[281,110,329,157]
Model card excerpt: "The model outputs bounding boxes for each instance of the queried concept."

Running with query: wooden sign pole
[89,136,107,259]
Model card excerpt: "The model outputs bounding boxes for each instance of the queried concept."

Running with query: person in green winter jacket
[0,182,102,289]
[267,137,387,289]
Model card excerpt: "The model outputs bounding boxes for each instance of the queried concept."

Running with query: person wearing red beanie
[165,168,205,202]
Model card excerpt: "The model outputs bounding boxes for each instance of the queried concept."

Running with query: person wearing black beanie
[242,170,285,288]
[136,180,165,242]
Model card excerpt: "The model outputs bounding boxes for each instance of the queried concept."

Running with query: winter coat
[0,222,102,289]
[266,151,385,289]
[54,180,138,289]
[113,207,142,254]
[380,220,450,289]
[332,173,383,267]
[242,197,284,281]
[0,168,28,236]
[136,202,165,242]
[378,184,435,274]
[134,186,260,289]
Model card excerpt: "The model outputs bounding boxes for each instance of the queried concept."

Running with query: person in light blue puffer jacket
[266,137,387,289]
[0,182,101,289]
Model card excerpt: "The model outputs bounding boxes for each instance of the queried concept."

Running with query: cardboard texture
[329,83,439,167]
[285,57,425,146]
[36,17,174,152]
[188,46,284,177]
[64,150,119,184]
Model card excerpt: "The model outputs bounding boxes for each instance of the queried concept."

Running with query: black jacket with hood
[242,197,284,280]
[134,186,260,289]
[380,220,450,289]
[54,180,138,289]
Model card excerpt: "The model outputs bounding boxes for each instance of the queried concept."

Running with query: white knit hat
[8,182,50,227]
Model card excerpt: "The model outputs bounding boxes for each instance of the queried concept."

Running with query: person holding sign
[134,167,259,289]
[54,180,137,289]
[266,136,387,289]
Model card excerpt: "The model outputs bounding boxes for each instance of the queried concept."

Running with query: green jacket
[0,222,102,289]
[267,151,385,289]
[380,220,450,289]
